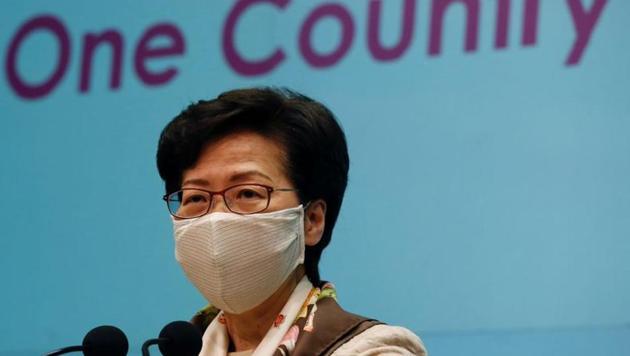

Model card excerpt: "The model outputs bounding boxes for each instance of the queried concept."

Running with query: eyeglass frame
[162,183,299,218]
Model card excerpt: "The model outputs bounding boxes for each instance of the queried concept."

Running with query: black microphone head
[158,321,202,356]
[82,325,129,356]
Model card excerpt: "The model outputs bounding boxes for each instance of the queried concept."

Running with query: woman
[156,87,427,355]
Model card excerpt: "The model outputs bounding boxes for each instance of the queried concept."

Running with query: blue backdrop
[2,1,629,355]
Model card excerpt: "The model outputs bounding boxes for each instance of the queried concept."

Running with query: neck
[223,266,305,352]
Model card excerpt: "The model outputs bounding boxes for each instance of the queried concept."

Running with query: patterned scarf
[191,282,337,355]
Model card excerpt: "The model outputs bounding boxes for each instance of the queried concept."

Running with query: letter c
[5,15,70,100]
[222,0,289,76]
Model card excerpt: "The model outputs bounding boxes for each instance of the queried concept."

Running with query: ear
[304,199,326,247]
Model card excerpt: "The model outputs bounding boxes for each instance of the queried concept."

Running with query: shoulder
[330,324,428,356]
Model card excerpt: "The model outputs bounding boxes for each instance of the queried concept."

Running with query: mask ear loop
[302,201,312,225]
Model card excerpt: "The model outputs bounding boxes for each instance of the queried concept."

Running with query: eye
[182,193,209,205]
[236,188,265,200]
[231,185,268,202]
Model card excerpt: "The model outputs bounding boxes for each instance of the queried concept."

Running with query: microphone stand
[45,345,83,355]
[141,337,168,356]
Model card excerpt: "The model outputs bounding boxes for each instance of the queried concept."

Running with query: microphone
[141,321,202,356]
[45,325,129,356]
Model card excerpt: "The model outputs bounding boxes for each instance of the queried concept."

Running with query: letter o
[299,4,355,68]
[5,15,71,100]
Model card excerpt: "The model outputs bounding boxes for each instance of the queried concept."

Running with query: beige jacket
[228,325,427,356]
[332,324,427,355]
[332,325,427,356]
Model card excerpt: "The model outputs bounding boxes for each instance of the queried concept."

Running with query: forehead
[182,131,289,188]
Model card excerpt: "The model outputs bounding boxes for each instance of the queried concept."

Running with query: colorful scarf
[191,280,337,355]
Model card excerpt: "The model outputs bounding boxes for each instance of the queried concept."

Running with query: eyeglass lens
[167,185,270,218]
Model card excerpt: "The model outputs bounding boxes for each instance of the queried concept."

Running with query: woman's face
[180,130,301,213]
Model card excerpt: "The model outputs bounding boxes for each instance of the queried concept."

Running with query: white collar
[199,276,313,356]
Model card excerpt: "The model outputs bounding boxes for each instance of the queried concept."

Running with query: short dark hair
[156,87,349,284]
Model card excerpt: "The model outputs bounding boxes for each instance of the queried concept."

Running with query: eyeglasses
[162,183,298,219]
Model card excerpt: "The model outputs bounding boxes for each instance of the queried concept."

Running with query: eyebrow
[181,170,274,187]
[229,170,274,184]
[181,178,210,187]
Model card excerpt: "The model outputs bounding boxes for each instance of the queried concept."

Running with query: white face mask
[172,205,305,314]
